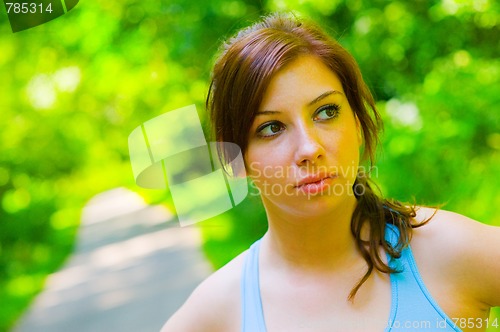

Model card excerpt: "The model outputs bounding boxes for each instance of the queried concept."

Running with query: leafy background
[0,0,498,330]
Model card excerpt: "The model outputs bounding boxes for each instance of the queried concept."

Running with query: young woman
[162,13,500,331]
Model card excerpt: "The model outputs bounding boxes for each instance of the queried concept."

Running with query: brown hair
[207,13,429,300]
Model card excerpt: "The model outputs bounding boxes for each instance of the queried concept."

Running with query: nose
[294,124,325,166]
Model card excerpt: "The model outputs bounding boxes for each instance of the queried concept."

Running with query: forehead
[259,55,344,111]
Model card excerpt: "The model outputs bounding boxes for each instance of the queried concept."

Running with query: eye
[256,121,285,138]
[314,104,341,121]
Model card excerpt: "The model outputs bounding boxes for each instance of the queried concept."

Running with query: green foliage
[0,0,498,330]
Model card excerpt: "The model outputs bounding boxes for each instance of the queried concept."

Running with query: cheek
[245,147,288,184]
[323,127,360,168]
[244,149,268,182]
[340,130,361,178]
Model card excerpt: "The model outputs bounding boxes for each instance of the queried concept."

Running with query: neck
[261,195,360,273]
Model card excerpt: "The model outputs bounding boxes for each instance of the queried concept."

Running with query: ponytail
[348,171,433,300]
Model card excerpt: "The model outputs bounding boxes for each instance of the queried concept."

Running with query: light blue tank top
[240,224,462,331]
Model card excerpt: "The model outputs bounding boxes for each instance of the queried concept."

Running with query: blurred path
[13,188,212,332]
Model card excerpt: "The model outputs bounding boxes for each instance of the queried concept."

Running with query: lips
[296,174,334,187]
[295,174,336,194]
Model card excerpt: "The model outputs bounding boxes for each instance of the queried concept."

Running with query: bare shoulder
[411,207,498,246]
[411,207,500,307]
[160,249,247,332]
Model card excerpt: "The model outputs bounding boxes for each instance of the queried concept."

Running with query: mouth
[295,175,337,194]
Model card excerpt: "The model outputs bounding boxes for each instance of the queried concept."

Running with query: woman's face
[245,55,362,218]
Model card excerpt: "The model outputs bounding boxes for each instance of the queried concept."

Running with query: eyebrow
[307,90,342,106]
[256,90,342,116]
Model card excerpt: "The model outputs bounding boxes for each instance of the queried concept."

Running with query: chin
[265,191,356,219]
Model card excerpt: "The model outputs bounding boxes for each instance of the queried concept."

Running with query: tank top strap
[384,224,461,331]
[241,239,267,332]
